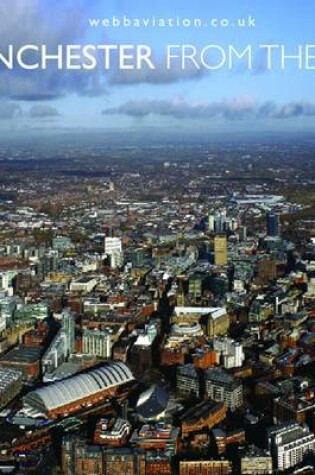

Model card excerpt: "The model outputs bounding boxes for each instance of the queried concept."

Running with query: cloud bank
[102,97,315,121]
[0,102,60,120]
[0,0,105,100]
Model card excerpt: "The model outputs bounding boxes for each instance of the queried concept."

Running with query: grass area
[286,190,315,206]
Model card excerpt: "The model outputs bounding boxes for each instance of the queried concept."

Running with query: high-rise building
[208,212,215,233]
[0,297,16,329]
[62,309,76,354]
[268,422,315,471]
[266,213,280,237]
[108,180,115,192]
[214,236,228,266]
[105,237,123,269]
[42,309,76,375]
[0,271,17,293]
[38,251,59,277]
[42,330,69,375]
[214,210,227,234]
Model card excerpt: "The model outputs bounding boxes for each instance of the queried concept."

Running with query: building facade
[205,368,243,411]
[105,237,123,269]
[268,422,315,471]
[0,366,23,409]
[241,446,273,475]
[213,337,245,369]
[176,364,200,399]
[82,329,112,358]
[214,235,228,266]
[179,460,232,475]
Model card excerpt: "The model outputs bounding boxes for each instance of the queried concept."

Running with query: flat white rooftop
[174,307,226,320]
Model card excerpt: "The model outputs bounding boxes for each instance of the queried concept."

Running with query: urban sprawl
[0,139,314,474]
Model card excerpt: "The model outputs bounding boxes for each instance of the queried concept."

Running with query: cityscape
[1,0,315,474]
[0,133,313,474]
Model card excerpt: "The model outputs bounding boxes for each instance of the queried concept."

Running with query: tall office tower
[62,309,76,354]
[108,180,115,192]
[214,211,223,234]
[266,213,280,237]
[0,297,16,329]
[208,212,215,233]
[104,237,123,269]
[214,235,228,266]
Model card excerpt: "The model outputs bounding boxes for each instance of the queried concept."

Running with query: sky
[1,0,315,137]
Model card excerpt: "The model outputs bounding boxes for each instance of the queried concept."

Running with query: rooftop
[0,366,22,390]
[0,345,42,364]
[174,306,226,319]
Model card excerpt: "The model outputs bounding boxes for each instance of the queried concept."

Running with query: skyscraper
[104,237,123,269]
[266,213,280,237]
[62,309,76,354]
[214,235,228,266]
[208,212,215,233]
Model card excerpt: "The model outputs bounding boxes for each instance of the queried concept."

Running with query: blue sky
[1,0,315,135]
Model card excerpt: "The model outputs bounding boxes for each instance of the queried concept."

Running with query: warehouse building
[0,345,42,381]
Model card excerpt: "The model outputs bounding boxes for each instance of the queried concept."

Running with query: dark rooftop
[0,345,42,364]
